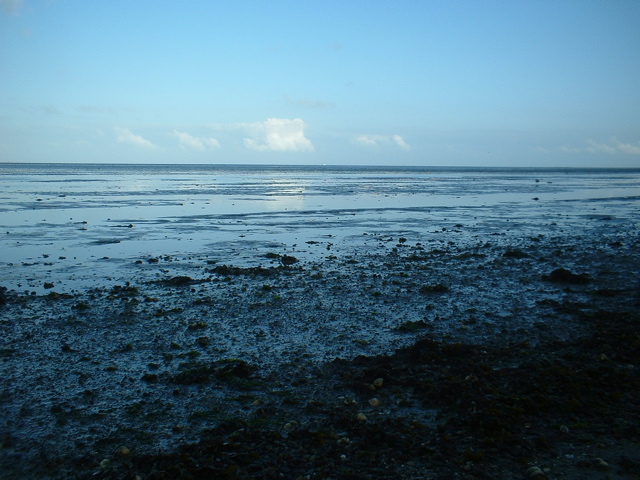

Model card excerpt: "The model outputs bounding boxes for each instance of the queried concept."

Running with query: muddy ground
[1,229,639,479]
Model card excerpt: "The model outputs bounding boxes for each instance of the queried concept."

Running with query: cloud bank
[354,134,410,150]
[560,138,640,155]
[172,130,220,151]
[114,127,157,149]
[243,118,314,152]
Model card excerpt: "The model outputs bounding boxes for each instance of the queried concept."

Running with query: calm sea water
[1,163,639,293]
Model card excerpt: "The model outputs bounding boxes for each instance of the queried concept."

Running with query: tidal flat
[1,165,639,479]
[1,226,639,480]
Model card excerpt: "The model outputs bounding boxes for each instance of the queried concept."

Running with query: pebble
[369,398,381,407]
[593,458,610,470]
[356,413,367,422]
[117,445,130,456]
[526,466,547,479]
[373,378,384,388]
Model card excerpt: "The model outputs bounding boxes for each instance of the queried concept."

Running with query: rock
[210,264,276,277]
[503,249,530,259]
[419,284,449,293]
[188,321,208,330]
[526,466,547,479]
[162,276,197,286]
[281,255,298,266]
[593,458,610,471]
[543,268,591,284]
[395,320,429,332]
[116,445,131,456]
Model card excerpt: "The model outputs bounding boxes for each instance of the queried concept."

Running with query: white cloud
[354,135,379,147]
[612,140,640,155]
[354,134,410,151]
[243,118,314,152]
[172,130,220,151]
[391,134,410,150]
[114,127,157,149]
[586,139,617,154]
[559,138,640,156]
[1,0,22,14]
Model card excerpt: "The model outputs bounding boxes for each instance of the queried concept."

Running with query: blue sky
[1,0,639,166]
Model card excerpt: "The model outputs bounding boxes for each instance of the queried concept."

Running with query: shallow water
[1,163,639,293]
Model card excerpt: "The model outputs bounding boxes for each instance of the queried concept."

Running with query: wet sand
[1,226,639,479]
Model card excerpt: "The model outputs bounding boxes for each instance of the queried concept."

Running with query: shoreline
[1,229,639,479]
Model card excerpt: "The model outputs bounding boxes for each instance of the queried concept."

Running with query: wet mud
[1,229,639,479]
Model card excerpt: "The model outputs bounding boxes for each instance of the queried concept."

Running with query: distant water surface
[1,163,639,293]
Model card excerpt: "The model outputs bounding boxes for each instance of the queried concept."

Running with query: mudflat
[1,227,639,479]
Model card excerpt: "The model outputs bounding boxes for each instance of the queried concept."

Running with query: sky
[1,0,639,167]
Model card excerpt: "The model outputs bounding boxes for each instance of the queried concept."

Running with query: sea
[1,163,639,294]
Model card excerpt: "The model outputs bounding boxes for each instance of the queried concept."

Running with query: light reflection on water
[1,164,639,293]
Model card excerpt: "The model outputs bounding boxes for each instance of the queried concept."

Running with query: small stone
[100,459,110,469]
[117,446,130,456]
[356,413,367,422]
[373,378,384,388]
[369,398,381,407]
[593,458,609,470]
[526,466,546,479]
